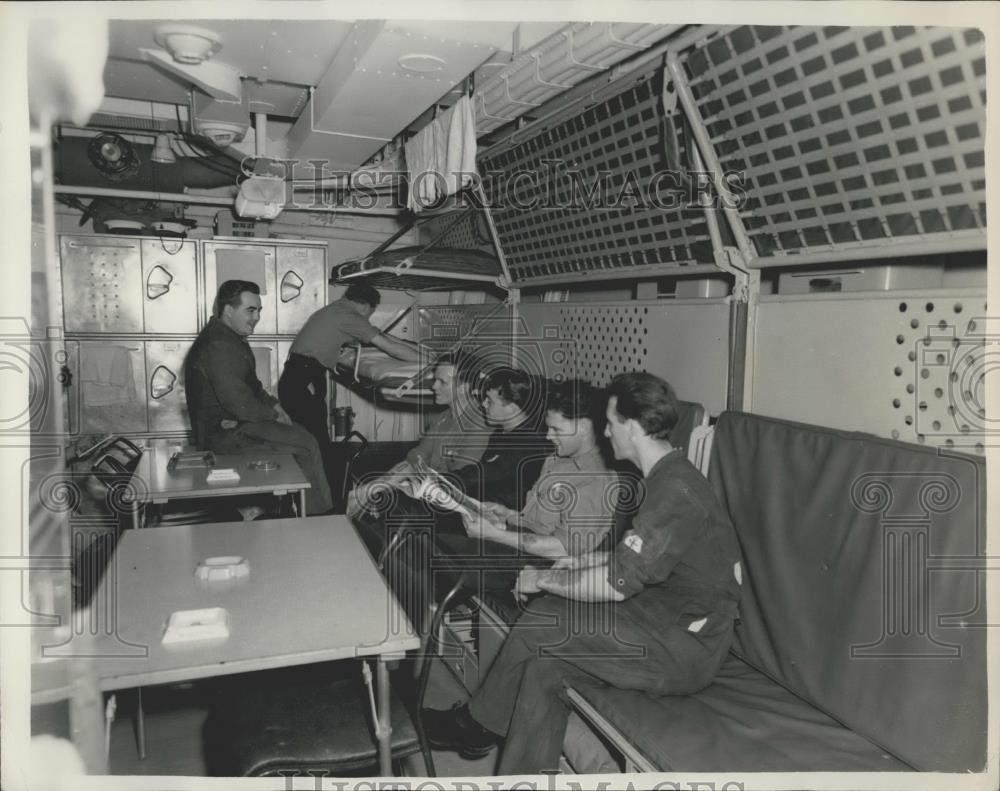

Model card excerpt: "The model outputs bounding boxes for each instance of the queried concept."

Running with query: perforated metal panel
[418,305,512,349]
[551,306,651,386]
[480,65,713,283]
[751,290,988,452]
[419,210,492,251]
[682,25,987,257]
[518,301,730,415]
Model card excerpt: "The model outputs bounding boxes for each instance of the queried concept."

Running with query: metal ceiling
[99,18,570,172]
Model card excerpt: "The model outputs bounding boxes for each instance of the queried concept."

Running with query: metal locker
[249,341,279,398]
[203,242,278,335]
[141,240,199,333]
[145,340,191,432]
[60,236,144,333]
[276,246,325,334]
[67,340,147,434]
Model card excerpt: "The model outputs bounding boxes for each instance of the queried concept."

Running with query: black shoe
[421,703,501,759]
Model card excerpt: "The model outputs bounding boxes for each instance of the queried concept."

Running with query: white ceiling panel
[107,19,353,87]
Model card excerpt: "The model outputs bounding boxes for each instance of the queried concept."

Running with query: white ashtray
[195,555,249,582]
[206,468,240,483]
[161,607,229,645]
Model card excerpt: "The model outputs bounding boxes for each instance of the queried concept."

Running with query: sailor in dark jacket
[185,280,333,514]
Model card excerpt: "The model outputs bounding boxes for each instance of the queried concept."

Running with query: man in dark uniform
[278,282,420,448]
[185,280,333,514]
[423,372,744,775]
[355,367,552,630]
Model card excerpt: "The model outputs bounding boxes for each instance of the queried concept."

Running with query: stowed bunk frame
[329,24,986,452]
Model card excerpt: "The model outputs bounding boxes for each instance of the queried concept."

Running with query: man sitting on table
[452,379,618,564]
[278,282,421,449]
[347,349,492,516]
[185,279,333,515]
[423,372,744,775]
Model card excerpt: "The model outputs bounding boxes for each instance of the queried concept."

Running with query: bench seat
[568,655,909,772]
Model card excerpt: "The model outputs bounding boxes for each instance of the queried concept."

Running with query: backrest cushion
[670,400,706,456]
[708,411,986,771]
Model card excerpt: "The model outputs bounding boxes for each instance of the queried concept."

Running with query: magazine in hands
[409,458,486,520]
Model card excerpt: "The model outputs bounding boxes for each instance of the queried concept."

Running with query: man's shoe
[421,703,501,759]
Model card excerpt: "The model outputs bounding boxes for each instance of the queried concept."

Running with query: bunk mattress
[335,348,433,400]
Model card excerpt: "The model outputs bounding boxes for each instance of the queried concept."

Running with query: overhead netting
[478,25,987,285]
[479,64,714,283]
[683,25,987,258]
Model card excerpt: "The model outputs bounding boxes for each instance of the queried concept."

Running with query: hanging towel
[404,94,477,212]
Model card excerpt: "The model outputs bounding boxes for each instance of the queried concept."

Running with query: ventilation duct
[474,22,679,133]
[55,136,238,192]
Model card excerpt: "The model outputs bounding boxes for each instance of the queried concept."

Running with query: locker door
[203,242,277,335]
[248,341,279,398]
[68,340,147,434]
[145,340,191,432]
[276,246,325,334]
[141,240,199,333]
[60,236,143,333]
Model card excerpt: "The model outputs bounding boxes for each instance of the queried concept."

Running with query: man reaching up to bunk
[422,372,744,775]
[185,279,333,515]
[278,282,422,449]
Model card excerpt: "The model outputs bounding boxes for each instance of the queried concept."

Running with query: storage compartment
[778,264,944,294]
[675,278,730,299]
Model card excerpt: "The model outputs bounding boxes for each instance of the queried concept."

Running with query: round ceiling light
[154,24,222,65]
[398,53,446,74]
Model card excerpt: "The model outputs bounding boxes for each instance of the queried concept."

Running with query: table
[88,516,420,774]
[129,442,311,528]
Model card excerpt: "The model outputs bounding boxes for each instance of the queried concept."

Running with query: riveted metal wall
[683,25,987,258]
[418,304,514,354]
[751,289,989,453]
[57,234,326,439]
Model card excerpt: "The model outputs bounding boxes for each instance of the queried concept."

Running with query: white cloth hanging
[404,94,477,212]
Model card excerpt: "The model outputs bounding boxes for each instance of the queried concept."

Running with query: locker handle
[150,365,177,399]
[280,270,304,303]
[146,265,174,300]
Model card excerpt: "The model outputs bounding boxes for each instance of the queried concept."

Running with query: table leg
[136,687,146,760]
[299,490,307,518]
[377,658,391,775]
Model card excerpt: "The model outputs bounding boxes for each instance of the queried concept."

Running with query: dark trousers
[278,353,329,450]
[207,421,333,514]
[468,594,735,775]
[353,496,532,632]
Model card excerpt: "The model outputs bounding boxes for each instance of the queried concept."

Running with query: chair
[204,536,464,777]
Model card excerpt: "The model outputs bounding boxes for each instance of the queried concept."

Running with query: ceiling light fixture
[151,133,176,164]
[154,24,222,65]
[398,53,446,74]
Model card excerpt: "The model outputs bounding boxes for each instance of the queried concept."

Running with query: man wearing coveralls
[423,372,744,775]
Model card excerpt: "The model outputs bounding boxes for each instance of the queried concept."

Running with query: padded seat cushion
[569,655,910,772]
[669,400,705,455]
[708,411,987,771]
[207,662,419,776]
